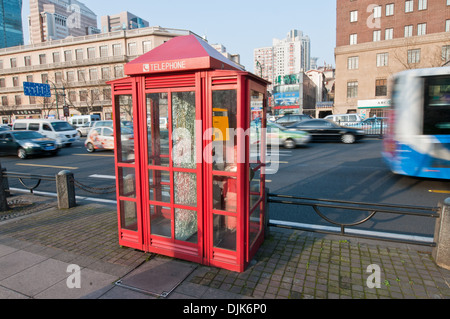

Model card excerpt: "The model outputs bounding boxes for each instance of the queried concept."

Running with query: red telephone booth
[108,35,269,272]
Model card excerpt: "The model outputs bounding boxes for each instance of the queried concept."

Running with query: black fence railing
[267,193,440,247]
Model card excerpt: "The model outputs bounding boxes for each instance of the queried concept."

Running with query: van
[69,115,100,128]
[324,114,362,126]
[12,119,79,147]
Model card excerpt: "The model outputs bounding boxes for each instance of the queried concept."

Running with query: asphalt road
[1,137,448,240]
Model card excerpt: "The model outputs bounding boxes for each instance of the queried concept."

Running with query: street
[1,137,448,239]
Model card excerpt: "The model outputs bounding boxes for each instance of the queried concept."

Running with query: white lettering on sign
[143,61,187,73]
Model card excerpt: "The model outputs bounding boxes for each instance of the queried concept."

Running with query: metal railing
[267,193,440,247]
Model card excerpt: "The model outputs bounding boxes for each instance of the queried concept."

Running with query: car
[93,120,133,128]
[76,121,97,137]
[351,117,388,134]
[275,114,313,127]
[0,125,11,132]
[85,126,134,152]
[0,131,59,159]
[324,113,362,126]
[287,119,365,144]
[265,122,311,149]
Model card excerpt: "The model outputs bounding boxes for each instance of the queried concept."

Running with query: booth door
[144,82,203,263]
[112,78,144,250]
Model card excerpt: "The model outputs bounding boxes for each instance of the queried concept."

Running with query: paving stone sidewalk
[0,194,449,299]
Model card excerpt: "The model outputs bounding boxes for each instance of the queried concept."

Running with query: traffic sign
[23,82,51,98]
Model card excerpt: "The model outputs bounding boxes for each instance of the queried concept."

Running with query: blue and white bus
[382,67,450,180]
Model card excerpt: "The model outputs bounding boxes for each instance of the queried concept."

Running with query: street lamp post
[46,80,66,120]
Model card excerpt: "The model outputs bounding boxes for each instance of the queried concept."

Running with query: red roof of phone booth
[124,34,245,76]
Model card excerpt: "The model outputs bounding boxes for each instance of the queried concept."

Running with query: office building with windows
[335,0,450,117]
[0,0,24,48]
[29,0,99,44]
[101,11,149,33]
[254,29,311,90]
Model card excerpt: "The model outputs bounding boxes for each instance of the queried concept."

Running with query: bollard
[56,170,76,209]
[433,198,450,271]
[0,163,8,211]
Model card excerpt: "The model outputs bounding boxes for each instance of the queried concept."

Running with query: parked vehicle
[287,119,365,144]
[0,131,58,159]
[265,122,311,148]
[351,117,388,135]
[12,119,79,147]
[0,124,11,131]
[275,114,312,127]
[324,113,362,126]
[85,126,134,152]
[76,121,97,137]
[68,115,100,128]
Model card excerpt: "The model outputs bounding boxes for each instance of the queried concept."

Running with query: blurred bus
[382,67,450,179]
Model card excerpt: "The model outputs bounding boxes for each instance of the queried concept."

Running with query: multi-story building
[0,0,24,48]
[100,11,149,33]
[28,0,99,44]
[335,0,450,118]
[0,27,196,123]
[254,29,311,89]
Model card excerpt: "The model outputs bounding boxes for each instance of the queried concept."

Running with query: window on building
[408,49,421,64]
[39,54,47,65]
[55,72,63,84]
[114,65,124,78]
[373,6,382,18]
[10,58,16,68]
[26,75,33,83]
[0,60,3,70]
[52,52,60,63]
[89,68,98,81]
[78,69,86,82]
[66,71,75,82]
[385,28,394,40]
[442,45,450,62]
[12,76,19,87]
[79,90,88,102]
[418,0,427,10]
[347,81,358,98]
[64,50,72,62]
[29,96,36,104]
[15,95,21,106]
[143,41,152,53]
[103,88,111,100]
[1,96,8,106]
[41,73,48,84]
[373,30,381,42]
[446,20,450,32]
[347,56,359,70]
[87,47,96,59]
[375,79,388,96]
[101,67,110,80]
[350,10,358,22]
[128,42,137,56]
[386,3,394,16]
[0,78,5,88]
[417,23,427,35]
[75,49,83,60]
[405,0,414,12]
[24,56,31,66]
[100,45,108,57]
[377,53,389,67]
[350,34,358,45]
[404,25,413,37]
[112,44,122,56]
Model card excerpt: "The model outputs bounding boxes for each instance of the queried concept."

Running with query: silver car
[76,122,96,137]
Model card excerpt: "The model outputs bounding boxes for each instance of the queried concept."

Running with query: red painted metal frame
[109,69,268,272]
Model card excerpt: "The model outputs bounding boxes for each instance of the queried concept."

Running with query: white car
[85,126,134,152]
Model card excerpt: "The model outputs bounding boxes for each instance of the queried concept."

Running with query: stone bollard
[0,163,8,211]
[433,198,450,271]
[56,170,76,209]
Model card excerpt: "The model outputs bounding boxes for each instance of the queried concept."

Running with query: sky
[21,0,337,72]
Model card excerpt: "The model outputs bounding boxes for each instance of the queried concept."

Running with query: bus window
[424,76,450,135]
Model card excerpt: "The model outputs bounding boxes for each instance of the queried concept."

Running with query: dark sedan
[0,131,59,159]
[287,119,365,144]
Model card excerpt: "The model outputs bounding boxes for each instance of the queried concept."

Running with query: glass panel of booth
[115,95,135,163]
[211,89,238,251]
[146,93,170,167]
[249,89,265,246]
